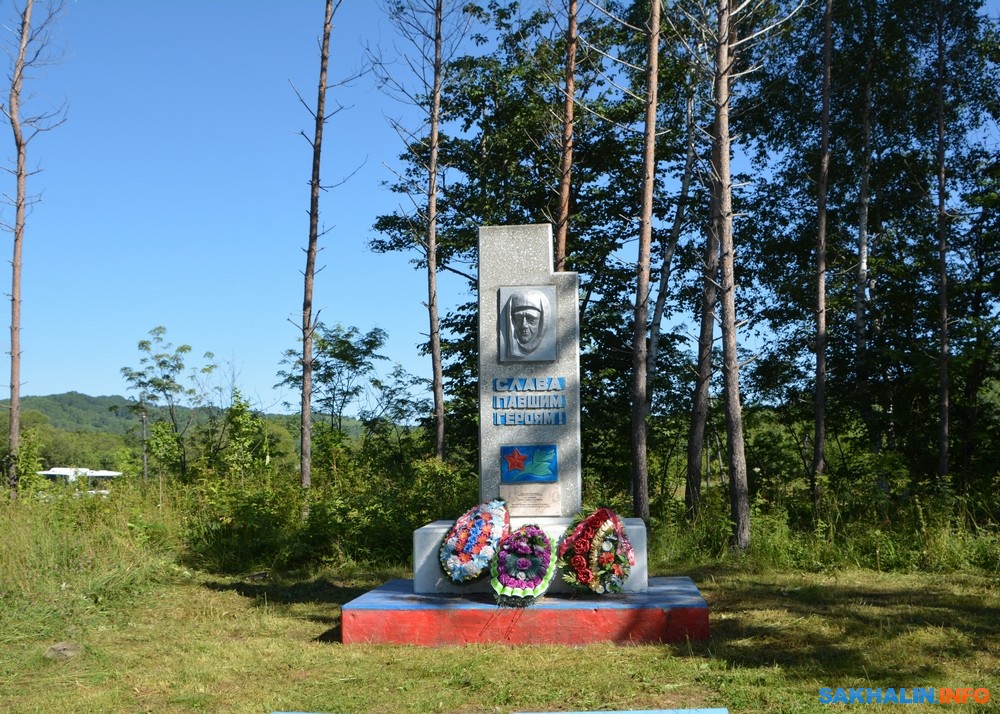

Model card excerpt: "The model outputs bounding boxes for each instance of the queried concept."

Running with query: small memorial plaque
[499,482,561,516]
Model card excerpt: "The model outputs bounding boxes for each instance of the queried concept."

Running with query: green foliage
[0,480,185,643]
[182,470,306,572]
[276,322,389,433]
[652,487,999,576]
[181,453,476,571]
[0,392,138,434]
[121,326,217,480]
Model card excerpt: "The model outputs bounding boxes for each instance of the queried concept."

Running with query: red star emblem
[503,448,527,472]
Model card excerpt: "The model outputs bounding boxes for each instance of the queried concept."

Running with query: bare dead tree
[299,0,337,490]
[370,0,471,460]
[1,0,65,498]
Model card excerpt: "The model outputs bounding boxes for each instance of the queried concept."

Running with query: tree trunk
[6,0,33,498]
[811,0,832,519]
[554,0,577,272]
[427,0,446,459]
[935,0,949,490]
[648,76,696,416]
[301,0,335,490]
[855,57,877,456]
[686,103,720,520]
[712,0,749,551]
[630,0,660,525]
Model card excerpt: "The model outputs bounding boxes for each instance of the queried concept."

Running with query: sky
[2,1,454,413]
[2,1,1000,415]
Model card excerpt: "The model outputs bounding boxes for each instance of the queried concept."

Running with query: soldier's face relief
[512,308,541,346]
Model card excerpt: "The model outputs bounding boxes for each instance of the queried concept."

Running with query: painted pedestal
[341,577,709,646]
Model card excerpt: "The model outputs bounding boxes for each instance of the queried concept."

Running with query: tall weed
[0,481,184,643]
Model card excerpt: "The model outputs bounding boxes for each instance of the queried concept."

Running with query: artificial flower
[558,507,635,594]
[439,500,510,583]
[490,524,556,607]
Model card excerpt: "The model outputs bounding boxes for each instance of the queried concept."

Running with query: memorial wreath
[557,507,635,594]
[490,524,556,607]
[439,500,510,583]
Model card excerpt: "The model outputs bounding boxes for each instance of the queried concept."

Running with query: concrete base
[341,577,708,646]
[413,517,648,594]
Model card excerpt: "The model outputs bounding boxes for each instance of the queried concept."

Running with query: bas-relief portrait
[498,286,558,362]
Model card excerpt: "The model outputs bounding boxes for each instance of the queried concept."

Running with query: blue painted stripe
[514,710,729,714]
[342,577,708,612]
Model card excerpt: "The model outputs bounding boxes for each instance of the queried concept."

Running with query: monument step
[340,577,709,646]
[413,517,648,595]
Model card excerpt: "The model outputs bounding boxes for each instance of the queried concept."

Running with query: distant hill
[1,392,144,435]
[0,392,350,437]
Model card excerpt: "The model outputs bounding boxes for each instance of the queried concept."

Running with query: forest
[3,0,1000,574]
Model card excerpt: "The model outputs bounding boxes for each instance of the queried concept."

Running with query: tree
[811,0,832,518]
[686,164,720,521]
[710,0,752,550]
[690,0,804,548]
[120,326,216,480]
[553,0,578,272]
[732,0,998,514]
[277,323,388,435]
[373,2,586,459]
[297,0,338,490]
[371,0,470,460]
[2,0,65,497]
[629,0,662,524]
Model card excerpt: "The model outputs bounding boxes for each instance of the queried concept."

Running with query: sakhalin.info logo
[818,687,991,705]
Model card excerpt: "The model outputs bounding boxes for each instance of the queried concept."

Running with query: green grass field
[1,489,997,713]
[2,563,997,713]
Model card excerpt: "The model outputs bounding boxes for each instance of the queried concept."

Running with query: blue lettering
[493,376,567,393]
[914,688,934,704]
[831,689,848,704]
[848,688,866,703]
[883,688,899,704]
[818,688,833,704]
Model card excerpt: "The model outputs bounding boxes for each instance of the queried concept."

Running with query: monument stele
[411,223,647,594]
[478,224,582,517]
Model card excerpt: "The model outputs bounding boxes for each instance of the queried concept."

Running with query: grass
[1,488,998,713]
[2,562,997,713]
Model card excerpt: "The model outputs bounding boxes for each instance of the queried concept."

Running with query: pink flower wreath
[557,507,634,594]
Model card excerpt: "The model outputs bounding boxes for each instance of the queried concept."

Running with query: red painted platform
[340,577,709,645]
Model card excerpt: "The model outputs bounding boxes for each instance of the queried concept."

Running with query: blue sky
[3,1,999,415]
[3,1,453,413]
